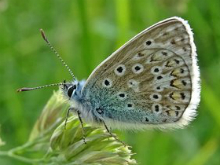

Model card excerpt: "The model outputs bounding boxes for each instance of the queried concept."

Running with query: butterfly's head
[61,80,78,99]
[60,79,85,100]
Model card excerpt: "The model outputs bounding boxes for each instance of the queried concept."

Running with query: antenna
[40,29,76,80]
[17,30,75,93]
[17,83,64,92]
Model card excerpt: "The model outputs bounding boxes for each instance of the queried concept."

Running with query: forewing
[82,17,200,129]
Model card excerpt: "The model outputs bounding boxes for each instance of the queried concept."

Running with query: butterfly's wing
[81,17,200,129]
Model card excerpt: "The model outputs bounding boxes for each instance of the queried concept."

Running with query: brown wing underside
[82,17,195,124]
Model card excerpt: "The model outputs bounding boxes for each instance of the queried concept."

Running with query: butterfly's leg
[64,107,73,129]
[103,120,126,146]
[64,107,86,144]
[77,110,87,144]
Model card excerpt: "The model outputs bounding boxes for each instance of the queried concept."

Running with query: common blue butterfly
[18,17,200,142]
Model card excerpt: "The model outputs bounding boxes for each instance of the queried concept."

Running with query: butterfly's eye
[67,85,76,98]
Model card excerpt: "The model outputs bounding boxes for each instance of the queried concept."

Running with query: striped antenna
[17,82,64,92]
[40,29,76,80]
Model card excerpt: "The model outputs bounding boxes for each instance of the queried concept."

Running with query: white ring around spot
[114,64,126,76]
[132,63,144,74]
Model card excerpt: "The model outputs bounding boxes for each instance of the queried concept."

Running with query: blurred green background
[0,0,220,164]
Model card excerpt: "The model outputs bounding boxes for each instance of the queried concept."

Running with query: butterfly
[18,17,200,141]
